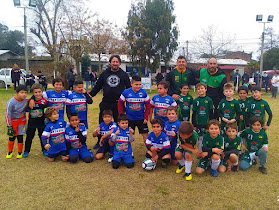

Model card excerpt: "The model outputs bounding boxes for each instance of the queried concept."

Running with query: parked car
[0,68,27,88]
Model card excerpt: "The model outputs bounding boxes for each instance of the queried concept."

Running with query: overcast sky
[0,0,278,59]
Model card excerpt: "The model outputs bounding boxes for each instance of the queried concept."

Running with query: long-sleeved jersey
[5,97,28,126]
[26,97,48,128]
[110,127,133,155]
[65,125,87,149]
[164,120,181,144]
[240,128,268,153]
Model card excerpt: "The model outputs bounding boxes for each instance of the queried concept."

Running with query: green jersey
[238,99,250,131]
[192,96,213,126]
[246,98,272,125]
[224,136,241,152]
[218,98,241,128]
[178,131,198,148]
[176,93,193,121]
[240,128,268,153]
[202,132,224,149]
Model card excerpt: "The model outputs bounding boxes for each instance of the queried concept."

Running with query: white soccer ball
[142,158,156,171]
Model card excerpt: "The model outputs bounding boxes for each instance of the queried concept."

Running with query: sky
[0,0,278,60]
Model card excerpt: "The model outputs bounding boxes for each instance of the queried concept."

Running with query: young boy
[218,83,241,136]
[66,80,93,129]
[196,120,224,177]
[164,106,181,165]
[192,83,214,154]
[93,110,117,162]
[118,75,150,142]
[176,83,193,122]
[245,86,272,130]
[218,123,241,173]
[65,113,93,163]
[23,84,49,158]
[240,116,268,174]
[145,118,171,168]
[150,81,177,126]
[175,121,199,181]
[238,86,249,132]
[109,114,135,169]
[5,85,28,159]
[41,107,68,162]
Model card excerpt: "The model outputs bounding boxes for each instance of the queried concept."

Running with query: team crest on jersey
[107,75,120,87]
[59,122,63,127]
[139,92,143,97]
[62,94,65,97]
[205,100,208,104]
[165,98,170,103]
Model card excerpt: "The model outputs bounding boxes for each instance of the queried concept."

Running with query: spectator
[84,67,91,91]
[37,71,48,91]
[11,64,21,90]
[25,70,35,93]
[262,72,269,93]
[232,69,241,87]
[90,70,97,89]
[66,68,76,90]
[242,71,249,85]
[145,69,151,77]
[155,70,164,84]
[271,71,279,99]
[254,70,261,86]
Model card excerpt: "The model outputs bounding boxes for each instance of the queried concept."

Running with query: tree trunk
[98,54,102,73]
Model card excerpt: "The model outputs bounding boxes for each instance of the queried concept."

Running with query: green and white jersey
[218,98,241,128]
[202,132,224,149]
[176,93,193,121]
[246,98,272,124]
[178,131,198,148]
[223,136,241,151]
[240,128,268,153]
[238,99,249,131]
[192,96,213,126]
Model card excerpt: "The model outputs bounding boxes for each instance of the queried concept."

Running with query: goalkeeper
[5,85,28,159]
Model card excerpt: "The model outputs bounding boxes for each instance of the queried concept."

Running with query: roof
[189,58,248,66]
[199,66,236,70]
[0,50,19,56]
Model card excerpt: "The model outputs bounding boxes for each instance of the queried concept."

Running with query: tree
[125,0,178,71]
[263,48,279,70]
[262,27,279,51]
[193,25,235,58]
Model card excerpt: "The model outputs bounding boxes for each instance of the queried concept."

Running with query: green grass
[0,88,279,209]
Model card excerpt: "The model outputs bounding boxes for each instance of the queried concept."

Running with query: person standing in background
[262,72,269,93]
[271,71,279,99]
[67,68,76,90]
[155,69,164,84]
[90,70,97,89]
[232,69,241,87]
[84,67,91,91]
[11,64,21,90]
[37,71,48,91]
[242,71,249,85]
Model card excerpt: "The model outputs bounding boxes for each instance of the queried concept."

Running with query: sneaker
[183,173,192,181]
[232,165,239,172]
[23,152,29,158]
[176,165,185,174]
[259,166,267,174]
[43,150,48,157]
[108,157,113,163]
[211,169,218,177]
[93,143,100,150]
[6,152,13,159]
[161,161,167,168]
[17,153,23,159]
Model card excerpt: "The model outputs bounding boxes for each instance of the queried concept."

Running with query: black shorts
[48,150,67,159]
[129,120,149,134]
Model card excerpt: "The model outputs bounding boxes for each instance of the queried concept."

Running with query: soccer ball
[142,158,156,171]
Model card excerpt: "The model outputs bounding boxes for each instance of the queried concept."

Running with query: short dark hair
[250,116,264,127]
[180,83,189,89]
[151,118,163,127]
[68,113,79,120]
[158,81,169,89]
[31,83,43,92]
[196,83,207,89]
[45,107,58,119]
[225,123,237,131]
[208,119,220,129]
[177,55,186,61]
[16,85,27,93]
[52,78,64,86]
[118,114,128,122]
[37,70,42,73]
[179,121,194,134]
[238,86,249,94]
[167,106,177,113]
[132,75,141,82]
[109,55,121,63]
[74,80,83,86]
[102,110,113,117]
[251,86,262,92]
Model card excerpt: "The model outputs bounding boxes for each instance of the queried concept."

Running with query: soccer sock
[178,159,185,166]
[185,161,192,174]
[198,136,203,152]
[17,143,23,154]
[211,159,221,170]
[233,160,239,166]
[8,141,15,153]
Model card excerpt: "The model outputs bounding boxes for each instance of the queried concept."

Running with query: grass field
[0,88,279,209]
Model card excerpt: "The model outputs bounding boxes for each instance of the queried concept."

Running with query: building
[0,50,19,60]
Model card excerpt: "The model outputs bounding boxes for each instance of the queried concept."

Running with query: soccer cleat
[93,143,100,150]
[176,165,185,174]
[108,157,113,163]
[232,165,239,172]
[161,161,167,168]
[6,152,13,159]
[43,150,48,157]
[211,169,218,177]
[23,152,29,158]
[16,153,23,159]
[183,173,192,181]
[259,166,267,174]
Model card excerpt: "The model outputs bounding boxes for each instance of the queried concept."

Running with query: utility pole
[24,7,29,72]
[186,40,189,61]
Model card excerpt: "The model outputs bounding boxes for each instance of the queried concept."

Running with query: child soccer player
[5,85,28,159]
[66,80,93,129]
[23,84,49,158]
[118,75,151,142]
[238,86,249,132]
[164,106,181,165]
[218,123,241,173]
[145,119,171,168]
[176,83,193,122]
[245,86,272,130]
[196,120,224,177]
[150,81,177,126]
[65,113,93,163]
[240,116,268,174]
[109,114,135,169]
[175,121,199,181]
[41,107,68,162]
[93,110,117,162]
[192,83,214,154]
[218,83,241,136]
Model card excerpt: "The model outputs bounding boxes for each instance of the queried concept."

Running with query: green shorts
[175,144,193,155]
[197,158,209,170]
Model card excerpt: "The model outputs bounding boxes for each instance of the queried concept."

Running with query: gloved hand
[7,126,15,138]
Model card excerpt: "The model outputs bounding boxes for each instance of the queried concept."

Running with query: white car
[0,68,27,88]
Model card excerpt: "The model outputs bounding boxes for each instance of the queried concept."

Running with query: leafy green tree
[263,47,279,70]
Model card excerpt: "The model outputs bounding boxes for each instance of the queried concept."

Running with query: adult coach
[166,55,196,100]
[199,58,227,119]
[89,55,131,123]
